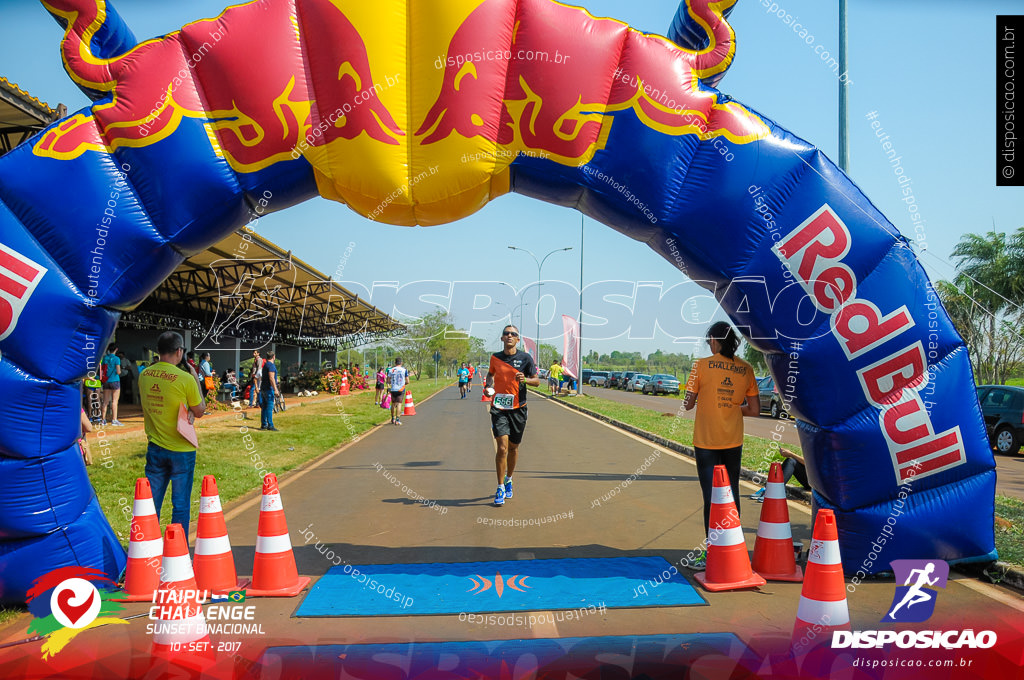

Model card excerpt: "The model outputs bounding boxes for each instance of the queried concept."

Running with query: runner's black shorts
[490,405,528,444]
[390,390,404,402]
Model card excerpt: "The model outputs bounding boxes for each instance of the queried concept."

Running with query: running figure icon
[887,563,939,620]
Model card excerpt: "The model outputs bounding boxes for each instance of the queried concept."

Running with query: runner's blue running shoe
[494,485,505,506]
[504,477,513,498]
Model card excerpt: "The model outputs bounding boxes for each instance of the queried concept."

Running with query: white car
[627,374,651,392]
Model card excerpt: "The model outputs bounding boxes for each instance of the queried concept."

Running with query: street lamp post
[508,245,572,365]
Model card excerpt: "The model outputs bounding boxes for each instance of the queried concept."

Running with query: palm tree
[939,230,1024,384]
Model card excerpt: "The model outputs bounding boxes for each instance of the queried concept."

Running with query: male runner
[485,325,540,506]
[467,363,474,393]
[457,362,470,398]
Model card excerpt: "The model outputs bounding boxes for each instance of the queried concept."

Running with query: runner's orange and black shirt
[685,354,758,449]
[488,350,536,410]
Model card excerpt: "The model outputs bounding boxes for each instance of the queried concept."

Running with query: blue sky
[2,0,1021,357]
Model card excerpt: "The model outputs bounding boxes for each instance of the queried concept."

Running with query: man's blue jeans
[145,442,196,537]
[260,390,275,429]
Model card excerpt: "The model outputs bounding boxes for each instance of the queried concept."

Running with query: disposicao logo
[26,567,130,659]
[832,559,997,650]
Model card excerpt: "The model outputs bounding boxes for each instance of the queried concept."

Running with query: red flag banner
[522,336,538,362]
[561,315,580,379]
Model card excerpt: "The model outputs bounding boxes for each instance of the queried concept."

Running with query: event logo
[26,567,129,659]
[883,559,948,623]
[833,558,996,650]
[467,572,531,598]
[0,242,47,341]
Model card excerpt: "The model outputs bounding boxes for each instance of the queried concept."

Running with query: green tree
[936,229,1024,385]
[742,343,768,375]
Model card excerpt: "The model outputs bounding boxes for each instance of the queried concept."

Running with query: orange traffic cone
[247,473,311,597]
[403,391,416,416]
[119,478,163,601]
[150,523,214,667]
[752,463,803,582]
[194,476,250,594]
[792,509,849,643]
[480,388,492,402]
[695,465,766,592]
[339,371,350,396]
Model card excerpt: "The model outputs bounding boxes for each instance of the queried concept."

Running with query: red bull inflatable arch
[0,0,996,602]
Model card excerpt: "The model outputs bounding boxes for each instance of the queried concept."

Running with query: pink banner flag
[522,336,538,362]
[561,315,580,379]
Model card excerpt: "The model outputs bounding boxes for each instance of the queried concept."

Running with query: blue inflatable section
[0,0,995,603]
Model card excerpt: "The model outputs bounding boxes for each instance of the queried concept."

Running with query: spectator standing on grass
[548,360,563,395]
[388,357,409,425]
[100,343,123,426]
[260,350,281,431]
[248,350,263,408]
[683,321,759,569]
[199,352,215,398]
[139,331,205,537]
[375,365,387,406]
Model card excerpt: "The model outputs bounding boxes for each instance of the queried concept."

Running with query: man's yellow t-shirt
[139,362,203,452]
[549,363,563,381]
[685,355,759,449]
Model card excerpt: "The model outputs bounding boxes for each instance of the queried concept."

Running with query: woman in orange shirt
[684,322,760,540]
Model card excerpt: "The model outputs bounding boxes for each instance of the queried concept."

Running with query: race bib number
[493,393,515,410]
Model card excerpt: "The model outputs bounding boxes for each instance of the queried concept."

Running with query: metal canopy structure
[121,229,402,350]
[0,77,65,157]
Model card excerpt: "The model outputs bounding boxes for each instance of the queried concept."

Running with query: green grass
[89,383,450,546]
[542,388,800,473]
[995,495,1024,569]
[1006,377,1024,388]
[0,606,25,628]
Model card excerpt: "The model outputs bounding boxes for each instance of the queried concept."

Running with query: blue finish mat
[294,556,705,617]
[252,634,758,679]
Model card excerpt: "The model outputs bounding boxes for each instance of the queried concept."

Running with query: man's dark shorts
[490,405,528,444]
[390,390,405,403]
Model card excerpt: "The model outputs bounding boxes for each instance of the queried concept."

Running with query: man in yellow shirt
[684,322,759,566]
[548,360,563,395]
[139,331,205,536]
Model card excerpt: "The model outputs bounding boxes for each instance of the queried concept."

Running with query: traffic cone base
[696,466,766,592]
[245,575,310,598]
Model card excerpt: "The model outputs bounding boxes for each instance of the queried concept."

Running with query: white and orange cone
[338,371,350,396]
[752,462,803,582]
[150,523,214,667]
[118,478,163,601]
[194,475,250,594]
[247,473,311,597]
[792,509,849,643]
[403,391,416,416]
[695,465,766,592]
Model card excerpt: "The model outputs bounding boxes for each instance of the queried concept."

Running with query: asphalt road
[5,386,1022,677]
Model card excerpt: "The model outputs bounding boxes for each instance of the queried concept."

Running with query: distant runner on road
[457,362,470,399]
[485,325,540,506]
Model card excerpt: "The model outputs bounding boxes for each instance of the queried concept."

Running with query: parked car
[619,371,638,389]
[581,369,592,384]
[607,371,625,388]
[642,374,680,395]
[627,374,651,392]
[757,376,787,419]
[977,385,1024,455]
[587,370,610,387]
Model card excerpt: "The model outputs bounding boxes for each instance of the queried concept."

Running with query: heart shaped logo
[56,588,95,626]
[49,579,101,629]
